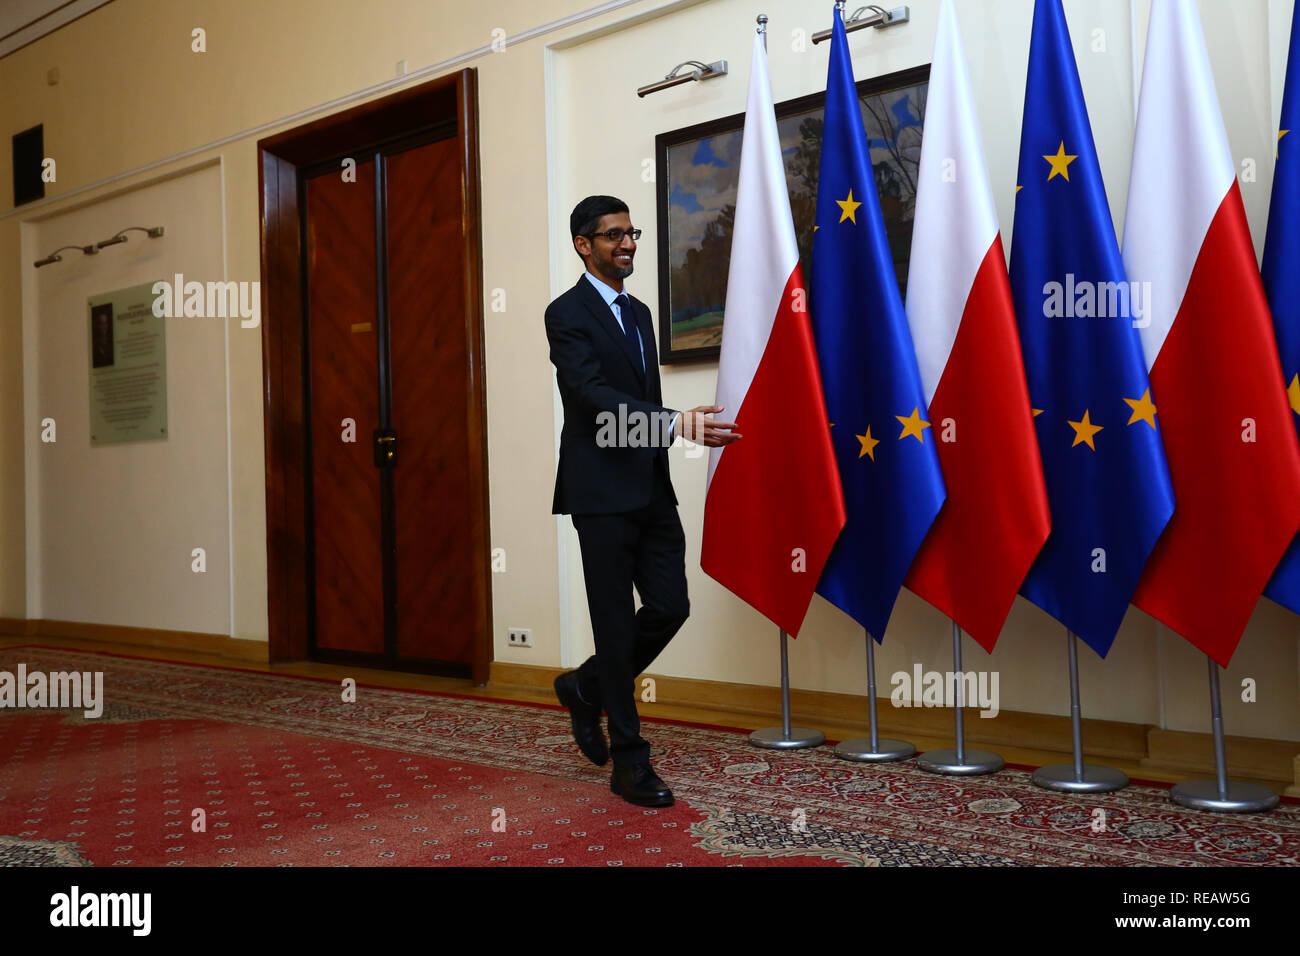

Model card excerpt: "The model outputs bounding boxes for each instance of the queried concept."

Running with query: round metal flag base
[1032,763,1128,793]
[915,748,1004,775]
[749,727,826,750]
[1170,779,1279,813]
[833,737,916,762]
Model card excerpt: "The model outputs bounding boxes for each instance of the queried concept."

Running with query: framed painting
[655,63,930,364]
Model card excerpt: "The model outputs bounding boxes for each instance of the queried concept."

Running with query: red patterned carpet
[0,647,1297,867]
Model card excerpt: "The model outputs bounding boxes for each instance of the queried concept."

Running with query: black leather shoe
[554,671,608,766]
[610,762,674,807]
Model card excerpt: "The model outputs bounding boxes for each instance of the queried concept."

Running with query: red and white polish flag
[901,0,1050,651]
[701,31,846,636]
[1122,0,1300,666]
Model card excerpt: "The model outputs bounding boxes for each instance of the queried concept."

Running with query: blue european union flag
[1263,10,1300,615]
[1008,0,1175,657]
[810,6,945,641]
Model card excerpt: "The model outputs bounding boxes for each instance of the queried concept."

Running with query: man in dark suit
[546,195,739,807]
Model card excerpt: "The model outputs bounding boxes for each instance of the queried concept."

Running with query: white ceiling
[0,0,116,60]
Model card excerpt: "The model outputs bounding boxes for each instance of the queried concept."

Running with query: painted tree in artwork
[668,202,734,325]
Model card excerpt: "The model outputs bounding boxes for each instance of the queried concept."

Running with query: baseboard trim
[1143,728,1297,785]
[0,618,269,663]
[489,661,1300,788]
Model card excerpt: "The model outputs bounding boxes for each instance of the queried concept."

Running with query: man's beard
[599,250,634,279]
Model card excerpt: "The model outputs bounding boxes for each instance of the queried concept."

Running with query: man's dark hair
[570,195,629,242]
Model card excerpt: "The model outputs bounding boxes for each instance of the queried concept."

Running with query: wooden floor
[0,633,1288,795]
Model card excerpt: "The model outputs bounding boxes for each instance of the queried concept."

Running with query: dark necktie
[613,293,643,373]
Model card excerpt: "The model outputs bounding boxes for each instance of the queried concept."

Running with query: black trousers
[570,465,689,768]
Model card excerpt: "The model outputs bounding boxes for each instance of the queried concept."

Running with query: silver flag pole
[834,629,915,761]
[1169,655,1279,812]
[1032,626,1128,792]
[750,627,826,750]
[916,620,1003,774]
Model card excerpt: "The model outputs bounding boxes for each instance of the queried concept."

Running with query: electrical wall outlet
[507,627,532,648]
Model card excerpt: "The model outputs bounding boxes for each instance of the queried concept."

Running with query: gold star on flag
[1068,409,1103,450]
[1016,185,1024,194]
[1280,129,1290,158]
[837,189,862,224]
[1043,141,1078,182]
[1288,373,1300,416]
[896,407,931,443]
[1123,389,1159,429]
[858,427,880,460]
[1032,408,1043,417]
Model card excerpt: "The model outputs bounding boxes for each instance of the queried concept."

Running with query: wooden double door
[260,71,490,680]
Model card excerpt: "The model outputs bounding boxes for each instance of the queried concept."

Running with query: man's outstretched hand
[680,405,742,447]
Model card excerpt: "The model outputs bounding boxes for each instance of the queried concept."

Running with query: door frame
[256,69,491,683]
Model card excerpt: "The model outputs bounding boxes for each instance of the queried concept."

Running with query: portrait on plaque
[87,282,169,445]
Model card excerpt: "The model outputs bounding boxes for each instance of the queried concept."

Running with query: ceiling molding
[0,0,116,60]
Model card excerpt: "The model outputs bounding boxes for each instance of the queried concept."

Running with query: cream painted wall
[20,162,230,632]
[0,0,1296,740]
[0,0,657,652]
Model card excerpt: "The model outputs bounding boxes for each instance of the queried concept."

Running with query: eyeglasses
[588,228,642,242]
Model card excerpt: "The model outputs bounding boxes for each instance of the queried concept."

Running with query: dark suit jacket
[545,275,679,515]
